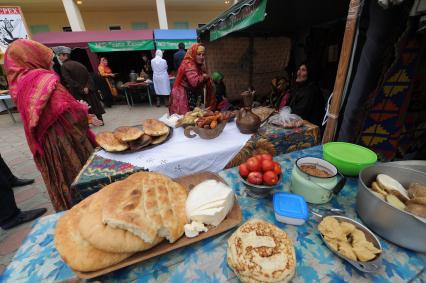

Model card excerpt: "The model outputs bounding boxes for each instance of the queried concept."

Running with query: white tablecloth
[96,121,252,178]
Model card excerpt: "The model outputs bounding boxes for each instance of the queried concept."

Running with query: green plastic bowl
[323,142,377,176]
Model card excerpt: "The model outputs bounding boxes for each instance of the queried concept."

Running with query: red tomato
[247,171,263,185]
[246,157,261,172]
[261,159,275,172]
[273,162,282,175]
[263,171,279,186]
[260,154,273,161]
[239,163,250,178]
[253,155,263,162]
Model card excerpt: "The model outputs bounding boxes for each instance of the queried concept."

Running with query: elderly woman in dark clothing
[285,62,325,126]
[55,46,105,123]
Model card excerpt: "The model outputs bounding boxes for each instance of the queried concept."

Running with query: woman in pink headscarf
[169,43,216,115]
[4,39,97,211]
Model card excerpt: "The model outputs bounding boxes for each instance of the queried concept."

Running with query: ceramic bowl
[184,121,227,139]
[239,174,282,198]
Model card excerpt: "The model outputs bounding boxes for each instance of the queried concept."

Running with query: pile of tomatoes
[239,153,282,186]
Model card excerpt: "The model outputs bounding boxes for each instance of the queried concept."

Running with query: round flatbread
[96,132,128,152]
[128,134,152,151]
[79,180,164,253]
[113,127,144,142]
[54,196,132,272]
[227,219,296,283]
[151,131,169,145]
[143,119,169,137]
[102,172,188,244]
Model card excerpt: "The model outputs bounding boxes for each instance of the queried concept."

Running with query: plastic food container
[273,192,308,225]
[323,142,377,176]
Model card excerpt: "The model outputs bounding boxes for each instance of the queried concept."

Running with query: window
[174,22,189,29]
[30,24,49,34]
[132,22,148,30]
[62,26,72,32]
[109,25,122,31]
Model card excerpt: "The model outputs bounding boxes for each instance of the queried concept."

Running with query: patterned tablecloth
[2,146,425,283]
[71,121,319,200]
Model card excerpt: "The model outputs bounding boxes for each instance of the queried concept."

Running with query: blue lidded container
[273,192,309,225]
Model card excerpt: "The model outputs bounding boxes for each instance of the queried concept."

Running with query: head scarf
[174,43,203,87]
[52,46,71,55]
[4,39,91,156]
[212,71,224,83]
[155,50,163,58]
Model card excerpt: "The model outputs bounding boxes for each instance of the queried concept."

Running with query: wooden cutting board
[73,171,242,279]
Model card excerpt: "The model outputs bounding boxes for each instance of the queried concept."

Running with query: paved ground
[0,102,168,274]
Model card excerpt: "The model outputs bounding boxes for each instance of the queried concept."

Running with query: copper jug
[236,89,261,134]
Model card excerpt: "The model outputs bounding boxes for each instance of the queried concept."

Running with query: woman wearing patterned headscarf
[4,39,97,211]
[169,43,216,115]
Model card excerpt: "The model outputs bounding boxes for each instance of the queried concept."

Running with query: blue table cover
[2,145,425,282]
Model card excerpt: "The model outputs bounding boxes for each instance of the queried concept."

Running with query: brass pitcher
[236,89,261,134]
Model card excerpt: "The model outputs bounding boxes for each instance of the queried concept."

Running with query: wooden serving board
[73,172,242,279]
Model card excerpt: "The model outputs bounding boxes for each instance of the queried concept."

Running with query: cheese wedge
[185,179,234,227]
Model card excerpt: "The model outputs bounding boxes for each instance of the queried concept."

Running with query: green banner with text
[209,0,267,41]
[155,39,197,50]
[88,40,155,52]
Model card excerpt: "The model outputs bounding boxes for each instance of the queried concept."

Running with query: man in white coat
[151,50,171,107]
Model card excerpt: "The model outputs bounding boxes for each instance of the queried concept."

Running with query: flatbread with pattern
[96,132,128,152]
[78,180,164,253]
[54,196,132,272]
[113,127,144,142]
[143,119,169,136]
[227,219,296,283]
[102,172,188,244]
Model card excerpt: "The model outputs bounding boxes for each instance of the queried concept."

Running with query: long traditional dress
[5,39,96,211]
[151,50,171,96]
[98,62,118,97]
[169,44,216,115]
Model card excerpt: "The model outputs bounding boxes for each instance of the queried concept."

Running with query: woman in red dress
[4,39,97,211]
[169,44,216,115]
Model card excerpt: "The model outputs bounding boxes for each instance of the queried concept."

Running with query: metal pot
[290,157,346,204]
[357,164,426,252]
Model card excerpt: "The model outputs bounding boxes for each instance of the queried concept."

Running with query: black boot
[1,208,47,230]
[12,178,34,188]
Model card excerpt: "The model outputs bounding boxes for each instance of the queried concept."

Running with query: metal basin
[357,164,426,252]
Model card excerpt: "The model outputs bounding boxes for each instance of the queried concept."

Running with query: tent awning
[199,0,351,41]
[154,29,197,50]
[33,30,155,51]
[198,0,267,41]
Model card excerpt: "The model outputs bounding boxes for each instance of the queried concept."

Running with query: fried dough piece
[318,216,345,240]
[340,222,356,236]
[338,241,357,261]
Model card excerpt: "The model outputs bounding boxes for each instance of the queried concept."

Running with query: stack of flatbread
[227,219,296,283]
[96,119,170,152]
[54,172,188,272]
